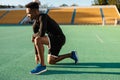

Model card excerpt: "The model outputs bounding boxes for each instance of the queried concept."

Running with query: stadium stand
[48,8,74,24]
[0,6,119,25]
[74,7,102,25]
[0,10,26,24]
[102,6,120,25]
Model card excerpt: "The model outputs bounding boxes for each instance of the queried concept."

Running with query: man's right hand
[32,36,35,43]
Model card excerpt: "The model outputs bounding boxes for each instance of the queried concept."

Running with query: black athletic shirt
[32,14,65,37]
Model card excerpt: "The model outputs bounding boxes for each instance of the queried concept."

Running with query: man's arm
[32,16,43,38]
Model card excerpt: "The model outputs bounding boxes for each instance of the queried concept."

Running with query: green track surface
[0,25,120,80]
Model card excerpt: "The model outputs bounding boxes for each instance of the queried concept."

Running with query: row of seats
[74,8,102,24]
[0,10,7,17]
[0,6,119,25]
[0,10,26,24]
[48,8,74,24]
[102,7,120,24]
[48,6,120,25]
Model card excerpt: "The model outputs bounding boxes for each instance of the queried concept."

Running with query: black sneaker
[71,51,78,64]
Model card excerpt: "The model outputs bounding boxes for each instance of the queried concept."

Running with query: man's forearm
[32,32,40,38]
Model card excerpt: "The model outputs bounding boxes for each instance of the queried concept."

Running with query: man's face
[26,8,36,20]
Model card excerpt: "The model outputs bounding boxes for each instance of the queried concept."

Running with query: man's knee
[48,59,56,64]
[48,55,56,64]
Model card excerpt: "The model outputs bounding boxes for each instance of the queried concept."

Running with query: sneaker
[71,51,78,64]
[30,64,47,74]
[36,64,41,67]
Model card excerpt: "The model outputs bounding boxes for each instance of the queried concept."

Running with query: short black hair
[25,2,39,9]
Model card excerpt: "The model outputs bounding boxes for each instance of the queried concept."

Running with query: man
[25,2,78,74]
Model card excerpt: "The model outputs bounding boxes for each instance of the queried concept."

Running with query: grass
[0,25,120,80]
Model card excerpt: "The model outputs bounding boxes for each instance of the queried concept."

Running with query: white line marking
[95,34,104,43]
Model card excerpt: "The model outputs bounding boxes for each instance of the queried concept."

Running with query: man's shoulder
[40,13,49,19]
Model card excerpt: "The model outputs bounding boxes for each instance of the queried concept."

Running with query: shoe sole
[74,51,78,64]
[30,69,47,75]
